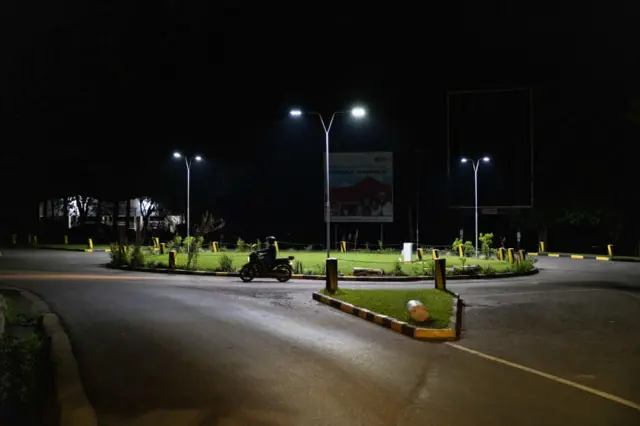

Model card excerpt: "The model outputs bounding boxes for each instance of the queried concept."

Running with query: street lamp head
[195,156,202,161]
[351,107,366,118]
[460,158,468,163]
[289,109,302,117]
[482,156,490,162]
[173,152,181,159]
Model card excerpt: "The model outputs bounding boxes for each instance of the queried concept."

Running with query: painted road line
[446,343,640,412]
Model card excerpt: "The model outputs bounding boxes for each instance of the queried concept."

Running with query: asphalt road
[1,249,639,425]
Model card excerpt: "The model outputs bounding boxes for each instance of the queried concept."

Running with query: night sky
[1,2,639,246]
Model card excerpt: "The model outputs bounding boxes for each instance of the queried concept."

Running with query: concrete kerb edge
[530,252,639,262]
[106,264,538,282]
[311,291,463,341]
[0,286,98,426]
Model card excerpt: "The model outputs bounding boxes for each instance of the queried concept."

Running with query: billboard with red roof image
[323,152,393,223]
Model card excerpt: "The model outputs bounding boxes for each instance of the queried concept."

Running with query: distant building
[38,197,183,232]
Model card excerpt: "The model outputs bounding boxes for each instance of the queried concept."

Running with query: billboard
[324,152,393,223]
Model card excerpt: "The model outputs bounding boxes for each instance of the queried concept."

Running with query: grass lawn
[146,250,511,276]
[321,288,454,328]
[37,243,111,250]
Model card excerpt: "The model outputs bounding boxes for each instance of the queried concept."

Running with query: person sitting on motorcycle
[257,236,277,272]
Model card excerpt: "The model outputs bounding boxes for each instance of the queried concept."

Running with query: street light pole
[173,152,202,256]
[461,156,490,257]
[290,107,365,259]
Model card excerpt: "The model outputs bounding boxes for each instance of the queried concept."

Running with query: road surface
[1,249,639,425]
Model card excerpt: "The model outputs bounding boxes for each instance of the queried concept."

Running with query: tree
[135,197,158,246]
[187,211,226,269]
[74,195,96,225]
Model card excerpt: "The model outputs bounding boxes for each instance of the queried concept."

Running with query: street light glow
[173,152,181,158]
[460,158,468,163]
[195,156,202,161]
[482,156,490,162]
[351,107,366,117]
[289,109,302,116]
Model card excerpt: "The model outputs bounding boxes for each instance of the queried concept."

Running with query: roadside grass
[145,250,511,276]
[320,288,454,328]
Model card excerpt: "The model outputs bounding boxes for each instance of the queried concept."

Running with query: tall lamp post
[173,152,202,255]
[461,156,490,257]
[290,107,366,258]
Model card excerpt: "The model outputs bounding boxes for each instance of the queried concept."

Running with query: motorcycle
[239,251,295,282]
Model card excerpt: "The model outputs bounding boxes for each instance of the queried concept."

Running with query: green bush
[130,246,145,267]
[168,235,183,252]
[378,240,384,251]
[510,259,535,274]
[108,244,131,266]
[236,238,249,252]
[463,241,475,257]
[293,260,304,274]
[390,261,406,276]
[479,233,494,259]
[451,237,463,253]
[481,265,497,276]
[217,254,235,272]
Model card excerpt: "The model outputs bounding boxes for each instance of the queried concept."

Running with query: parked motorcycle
[239,251,295,282]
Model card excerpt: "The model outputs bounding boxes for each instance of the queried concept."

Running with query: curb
[312,291,463,340]
[107,264,538,282]
[0,286,98,426]
[531,252,640,262]
[34,247,110,253]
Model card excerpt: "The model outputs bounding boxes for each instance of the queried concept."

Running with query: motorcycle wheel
[274,265,292,282]
[240,265,256,282]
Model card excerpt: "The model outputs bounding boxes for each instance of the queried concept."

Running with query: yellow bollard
[416,248,423,260]
[33,236,38,245]
[498,247,505,261]
[607,244,614,258]
[432,249,440,259]
[169,251,177,269]
[275,241,279,254]
[340,241,346,253]
[519,250,526,262]
[64,235,68,245]
[211,241,218,252]
[11,234,16,245]
[507,248,515,264]
[160,243,166,255]
[88,238,93,250]
[458,244,464,257]
[154,237,160,248]
[539,241,545,253]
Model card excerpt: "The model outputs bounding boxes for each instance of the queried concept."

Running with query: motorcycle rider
[257,236,277,272]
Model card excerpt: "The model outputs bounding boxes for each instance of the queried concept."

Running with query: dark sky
[2,2,639,240]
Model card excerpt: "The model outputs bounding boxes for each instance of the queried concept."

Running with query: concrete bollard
[607,244,614,258]
[434,258,446,291]
[498,247,505,261]
[416,248,424,260]
[507,248,515,264]
[326,258,338,294]
[160,243,166,255]
[432,249,440,259]
[340,241,346,253]
[458,244,464,257]
[169,250,177,269]
[88,238,93,250]
[64,235,68,245]
[211,241,218,252]
[539,241,545,253]
[519,250,526,261]
[406,300,429,323]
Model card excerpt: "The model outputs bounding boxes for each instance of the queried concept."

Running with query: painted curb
[0,286,98,426]
[107,264,538,282]
[530,252,611,261]
[312,291,463,340]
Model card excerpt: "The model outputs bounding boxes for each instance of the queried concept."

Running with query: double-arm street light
[290,107,366,258]
[460,156,490,257]
[173,152,202,255]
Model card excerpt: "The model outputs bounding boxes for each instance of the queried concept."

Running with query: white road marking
[446,342,640,412]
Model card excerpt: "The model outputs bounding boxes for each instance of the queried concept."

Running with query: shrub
[217,254,235,272]
[377,240,384,252]
[0,332,47,409]
[293,260,304,274]
[479,233,494,259]
[187,236,204,269]
[390,261,406,276]
[364,242,370,251]
[482,265,497,276]
[423,259,435,276]
[451,237,463,253]
[108,243,130,266]
[130,246,145,267]
[463,241,475,257]
[168,235,182,252]
[510,259,535,274]
[312,263,326,275]
[236,238,249,252]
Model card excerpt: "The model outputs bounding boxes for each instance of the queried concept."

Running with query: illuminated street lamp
[290,107,366,258]
[173,152,202,255]
[460,156,490,257]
